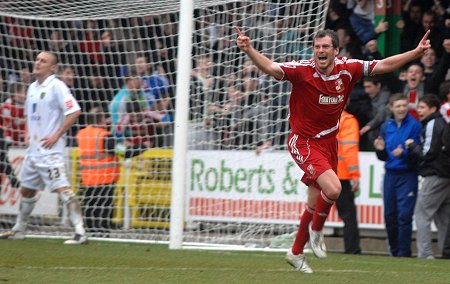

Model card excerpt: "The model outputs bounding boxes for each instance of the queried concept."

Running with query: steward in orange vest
[337,110,360,182]
[77,125,120,186]
[335,109,361,254]
[76,108,145,233]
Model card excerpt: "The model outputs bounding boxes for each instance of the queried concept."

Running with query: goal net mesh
[0,0,329,246]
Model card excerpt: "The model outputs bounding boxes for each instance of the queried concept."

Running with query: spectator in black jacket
[440,118,450,259]
[400,0,424,53]
[413,10,445,58]
[405,94,450,259]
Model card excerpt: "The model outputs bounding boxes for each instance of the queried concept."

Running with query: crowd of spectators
[0,0,449,152]
[326,0,450,151]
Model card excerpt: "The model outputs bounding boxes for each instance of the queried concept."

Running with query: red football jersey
[279,57,379,138]
[1,98,26,145]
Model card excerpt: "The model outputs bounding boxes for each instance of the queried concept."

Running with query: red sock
[311,191,335,231]
[291,205,314,255]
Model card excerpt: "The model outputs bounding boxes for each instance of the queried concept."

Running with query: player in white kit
[0,51,87,244]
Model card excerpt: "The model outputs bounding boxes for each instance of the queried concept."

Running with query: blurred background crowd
[0,0,449,152]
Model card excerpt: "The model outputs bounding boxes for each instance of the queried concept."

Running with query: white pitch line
[9,266,449,275]
[6,266,376,274]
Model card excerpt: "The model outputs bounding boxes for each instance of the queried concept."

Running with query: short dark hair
[345,42,363,58]
[58,65,74,75]
[389,93,408,105]
[87,107,105,125]
[407,62,424,73]
[124,66,139,82]
[135,53,148,61]
[313,29,339,49]
[363,76,382,85]
[422,10,436,21]
[438,80,450,99]
[419,94,441,110]
[328,1,345,16]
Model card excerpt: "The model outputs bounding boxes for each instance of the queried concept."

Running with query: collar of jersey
[37,74,56,87]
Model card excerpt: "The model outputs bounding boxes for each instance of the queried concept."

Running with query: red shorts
[287,133,338,190]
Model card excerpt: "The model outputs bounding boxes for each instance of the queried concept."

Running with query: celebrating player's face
[313,36,338,74]
[33,52,57,80]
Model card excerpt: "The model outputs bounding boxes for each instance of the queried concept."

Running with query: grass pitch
[0,238,449,284]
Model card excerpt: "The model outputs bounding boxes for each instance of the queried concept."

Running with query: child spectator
[374,93,421,257]
[405,94,450,259]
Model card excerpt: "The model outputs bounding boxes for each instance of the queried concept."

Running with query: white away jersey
[25,75,80,155]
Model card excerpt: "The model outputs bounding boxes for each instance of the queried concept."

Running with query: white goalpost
[170,0,194,249]
[0,0,332,248]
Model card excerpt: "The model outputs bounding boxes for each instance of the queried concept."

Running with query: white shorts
[20,153,70,191]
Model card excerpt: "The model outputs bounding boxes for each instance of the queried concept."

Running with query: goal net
[0,0,330,247]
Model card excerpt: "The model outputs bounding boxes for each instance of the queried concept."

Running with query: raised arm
[235,27,284,80]
[371,30,431,75]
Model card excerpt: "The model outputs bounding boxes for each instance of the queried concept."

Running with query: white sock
[59,190,86,236]
[12,196,37,232]
[67,198,86,235]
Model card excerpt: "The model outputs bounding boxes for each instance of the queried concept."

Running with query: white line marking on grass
[11,266,374,273]
[322,269,372,273]
[9,266,449,275]
[341,258,440,268]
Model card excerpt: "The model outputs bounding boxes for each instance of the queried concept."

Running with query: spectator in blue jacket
[348,0,389,45]
[374,93,422,257]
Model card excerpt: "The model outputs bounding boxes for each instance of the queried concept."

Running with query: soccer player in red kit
[236,28,431,273]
